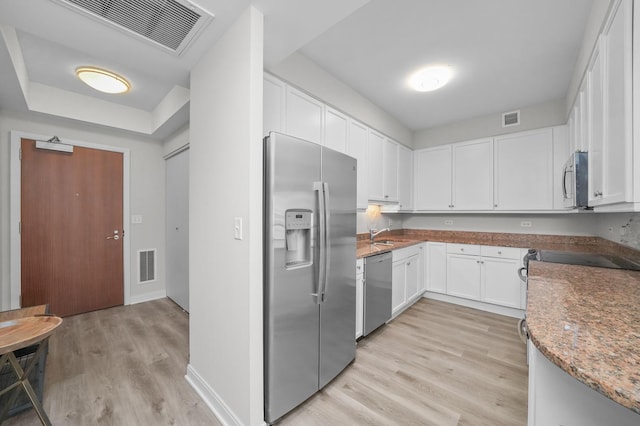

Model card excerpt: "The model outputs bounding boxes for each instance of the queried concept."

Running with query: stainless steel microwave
[562,151,588,209]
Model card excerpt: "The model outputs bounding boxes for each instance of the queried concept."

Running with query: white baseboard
[185,364,244,426]
[422,292,524,318]
[128,289,167,305]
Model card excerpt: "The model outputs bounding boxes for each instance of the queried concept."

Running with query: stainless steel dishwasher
[363,252,392,336]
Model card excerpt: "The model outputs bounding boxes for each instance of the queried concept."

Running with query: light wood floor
[4,298,527,426]
[279,298,528,425]
[4,298,221,426]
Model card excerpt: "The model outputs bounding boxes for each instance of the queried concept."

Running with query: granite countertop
[356,229,640,262]
[526,261,640,414]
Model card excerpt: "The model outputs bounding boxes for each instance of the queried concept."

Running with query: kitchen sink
[372,240,395,246]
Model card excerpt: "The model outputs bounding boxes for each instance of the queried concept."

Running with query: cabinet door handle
[498,251,502,255]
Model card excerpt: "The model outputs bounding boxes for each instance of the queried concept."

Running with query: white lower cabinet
[446,244,482,300]
[426,242,447,293]
[442,243,526,312]
[355,258,364,339]
[480,246,523,309]
[391,244,425,317]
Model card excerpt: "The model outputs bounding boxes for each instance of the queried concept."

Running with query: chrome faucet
[369,228,390,243]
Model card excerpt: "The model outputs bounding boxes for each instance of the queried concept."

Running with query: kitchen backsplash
[596,213,640,251]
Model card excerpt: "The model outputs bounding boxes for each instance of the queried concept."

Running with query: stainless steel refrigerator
[264,132,356,424]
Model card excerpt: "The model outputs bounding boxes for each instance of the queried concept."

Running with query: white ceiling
[0,0,594,139]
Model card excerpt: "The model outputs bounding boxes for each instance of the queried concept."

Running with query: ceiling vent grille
[53,0,214,55]
[502,110,520,127]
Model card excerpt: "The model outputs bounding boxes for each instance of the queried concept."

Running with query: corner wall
[187,6,263,425]
[0,109,167,310]
[413,98,566,149]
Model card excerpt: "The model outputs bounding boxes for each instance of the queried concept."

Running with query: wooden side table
[0,316,62,426]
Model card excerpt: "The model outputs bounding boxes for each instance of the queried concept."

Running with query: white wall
[401,213,599,236]
[413,99,566,149]
[267,52,414,148]
[0,109,167,310]
[187,6,263,426]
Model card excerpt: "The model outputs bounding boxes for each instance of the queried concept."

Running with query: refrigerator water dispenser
[285,209,312,268]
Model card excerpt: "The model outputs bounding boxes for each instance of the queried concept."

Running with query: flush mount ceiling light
[409,65,454,92]
[75,67,131,94]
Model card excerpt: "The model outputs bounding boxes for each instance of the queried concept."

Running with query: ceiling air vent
[502,110,520,128]
[52,0,214,55]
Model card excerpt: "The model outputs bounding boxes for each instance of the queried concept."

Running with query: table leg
[0,339,52,426]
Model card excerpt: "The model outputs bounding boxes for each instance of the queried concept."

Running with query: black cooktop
[534,249,640,271]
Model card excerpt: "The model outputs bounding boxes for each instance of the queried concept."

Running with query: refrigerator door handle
[313,181,327,304]
[320,182,331,301]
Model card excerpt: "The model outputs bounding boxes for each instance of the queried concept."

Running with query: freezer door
[318,146,357,388]
[264,133,322,423]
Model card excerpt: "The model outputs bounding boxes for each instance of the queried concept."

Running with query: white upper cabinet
[263,74,286,137]
[285,86,324,144]
[589,0,633,208]
[414,139,493,211]
[367,130,385,201]
[494,128,554,210]
[347,119,369,210]
[452,138,494,210]
[588,37,605,206]
[414,145,452,210]
[324,107,348,154]
[397,144,413,211]
[382,138,398,202]
[552,126,570,210]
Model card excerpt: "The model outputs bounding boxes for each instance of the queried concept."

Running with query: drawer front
[392,244,422,262]
[446,243,481,256]
[480,245,522,259]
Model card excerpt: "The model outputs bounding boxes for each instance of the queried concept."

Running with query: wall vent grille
[53,0,214,55]
[502,110,520,127]
[139,248,156,283]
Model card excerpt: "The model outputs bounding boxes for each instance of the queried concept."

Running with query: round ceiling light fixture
[75,66,131,94]
[409,65,454,92]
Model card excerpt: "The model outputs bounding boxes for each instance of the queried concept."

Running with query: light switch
[234,217,243,240]
[132,215,143,224]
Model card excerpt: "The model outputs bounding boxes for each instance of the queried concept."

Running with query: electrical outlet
[520,221,532,228]
[445,219,453,226]
[131,215,143,224]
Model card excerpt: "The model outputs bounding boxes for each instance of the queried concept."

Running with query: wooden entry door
[20,138,124,317]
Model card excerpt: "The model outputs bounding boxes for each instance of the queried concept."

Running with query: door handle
[106,230,121,240]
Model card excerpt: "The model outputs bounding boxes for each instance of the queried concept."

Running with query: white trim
[185,364,250,426]
[129,290,167,305]
[10,130,131,309]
